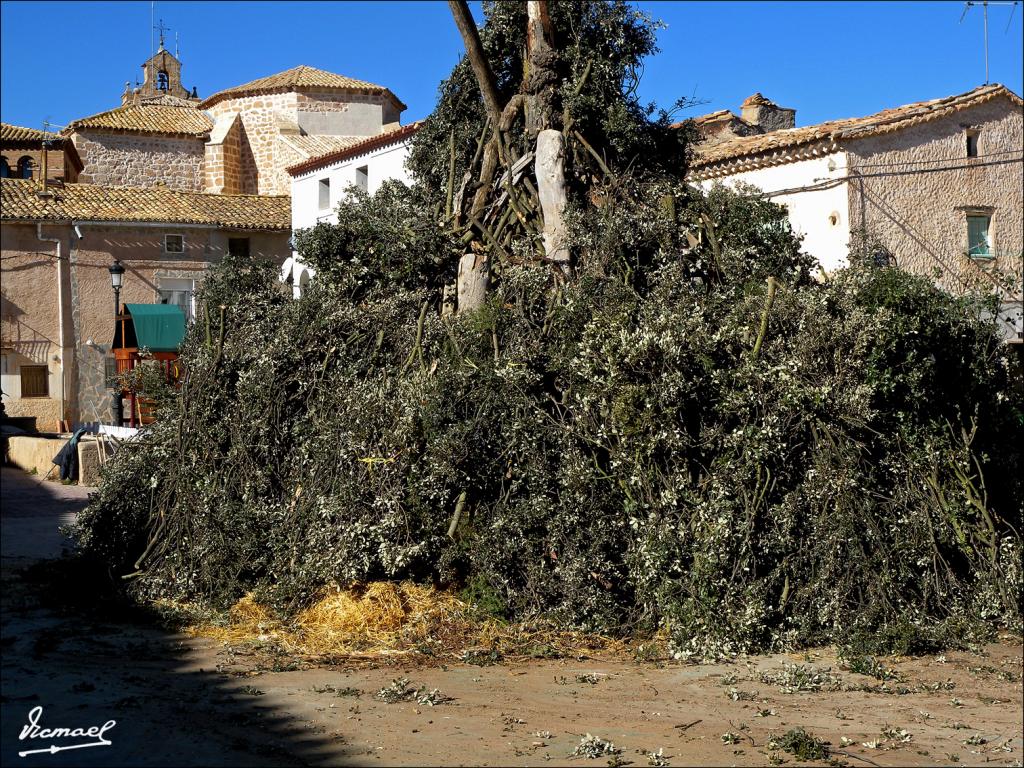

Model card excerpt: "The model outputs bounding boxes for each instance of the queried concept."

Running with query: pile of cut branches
[73,1,1023,657]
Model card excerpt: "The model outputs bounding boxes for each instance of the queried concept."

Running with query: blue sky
[1,1,1021,132]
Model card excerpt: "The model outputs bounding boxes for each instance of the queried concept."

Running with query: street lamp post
[108,260,125,427]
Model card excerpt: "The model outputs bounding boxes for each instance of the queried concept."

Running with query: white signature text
[18,706,116,757]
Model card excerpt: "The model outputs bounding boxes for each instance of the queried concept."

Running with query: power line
[835,147,1023,170]
[742,153,1023,198]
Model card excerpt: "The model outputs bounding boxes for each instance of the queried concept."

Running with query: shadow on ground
[0,467,345,767]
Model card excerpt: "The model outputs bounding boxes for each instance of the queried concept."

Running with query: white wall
[287,137,414,297]
[698,152,851,274]
[291,140,414,231]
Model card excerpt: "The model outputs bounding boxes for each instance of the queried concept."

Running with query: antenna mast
[150,1,155,88]
[960,1,1020,84]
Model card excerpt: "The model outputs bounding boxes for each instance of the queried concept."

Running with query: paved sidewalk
[0,466,93,562]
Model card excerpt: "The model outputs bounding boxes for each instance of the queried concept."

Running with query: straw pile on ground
[182,582,634,661]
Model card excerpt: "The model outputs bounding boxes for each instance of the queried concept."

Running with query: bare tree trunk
[448,0,505,312]
[457,252,490,313]
[525,0,559,137]
[535,129,570,268]
[526,1,569,270]
[470,138,500,221]
[448,0,502,128]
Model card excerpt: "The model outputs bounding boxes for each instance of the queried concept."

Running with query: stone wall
[2,221,291,427]
[295,90,393,135]
[204,113,255,194]
[846,96,1023,298]
[206,90,397,195]
[207,92,300,195]
[73,130,205,190]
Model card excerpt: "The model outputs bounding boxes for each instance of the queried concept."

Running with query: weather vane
[154,17,169,50]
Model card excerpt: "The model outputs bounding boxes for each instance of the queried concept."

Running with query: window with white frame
[355,165,368,192]
[164,234,185,254]
[158,277,197,322]
[318,177,331,209]
[966,214,992,259]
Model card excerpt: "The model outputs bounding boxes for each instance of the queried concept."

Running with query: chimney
[741,93,796,132]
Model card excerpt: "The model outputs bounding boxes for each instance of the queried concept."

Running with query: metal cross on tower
[154,18,169,50]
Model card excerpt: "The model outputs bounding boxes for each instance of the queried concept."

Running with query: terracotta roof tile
[741,92,774,107]
[279,134,367,159]
[691,84,1023,172]
[1,122,60,143]
[1,178,290,230]
[66,102,213,137]
[200,65,406,110]
[286,121,422,176]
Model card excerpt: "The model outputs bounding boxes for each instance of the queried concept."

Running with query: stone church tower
[124,39,200,105]
[66,41,211,191]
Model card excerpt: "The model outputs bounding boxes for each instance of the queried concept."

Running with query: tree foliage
[73,1,1023,657]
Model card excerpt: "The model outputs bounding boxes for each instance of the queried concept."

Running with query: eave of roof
[286,121,423,176]
[1,122,60,143]
[1,123,84,170]
[199,65,407,111]
[689,83,1023,176]
[279,134,368,161]
[0,178,290,230]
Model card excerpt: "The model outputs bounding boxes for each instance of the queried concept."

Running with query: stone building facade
[71,129,207,190]
[65,45,210,191]
[1,123,82,183]
[61,53,409,198]
[0,179,291,429]
[688,85,1024,339]
[199,66,407,195]
[844,96,1023,299]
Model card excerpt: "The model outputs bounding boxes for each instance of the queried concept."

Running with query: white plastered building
[685,86,1024,341]
[284,122,422,296]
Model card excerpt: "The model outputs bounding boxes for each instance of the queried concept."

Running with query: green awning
[113,304,186,352]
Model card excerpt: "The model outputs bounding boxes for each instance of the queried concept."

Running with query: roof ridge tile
[690,84,1022,172]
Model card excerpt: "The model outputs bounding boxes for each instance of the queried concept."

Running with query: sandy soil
[2,467,1022,767]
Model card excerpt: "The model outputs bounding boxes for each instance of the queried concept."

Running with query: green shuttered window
[967,215,992,259]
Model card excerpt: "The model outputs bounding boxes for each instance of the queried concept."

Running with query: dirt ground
[2,467,1022,767]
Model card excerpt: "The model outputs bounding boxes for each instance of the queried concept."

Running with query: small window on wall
[20,365,48,398]
[164,234,185,253]
[228,237,250,258]
[158,278,197,322]
[967,215,992,259]
[318,178,330,209]
[966,130,980,158]
[355,165,368,192]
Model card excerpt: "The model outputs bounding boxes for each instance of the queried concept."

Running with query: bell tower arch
[136,40,196,102]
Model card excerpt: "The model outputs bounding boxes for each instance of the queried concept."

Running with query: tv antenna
[959,1,1020,84]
